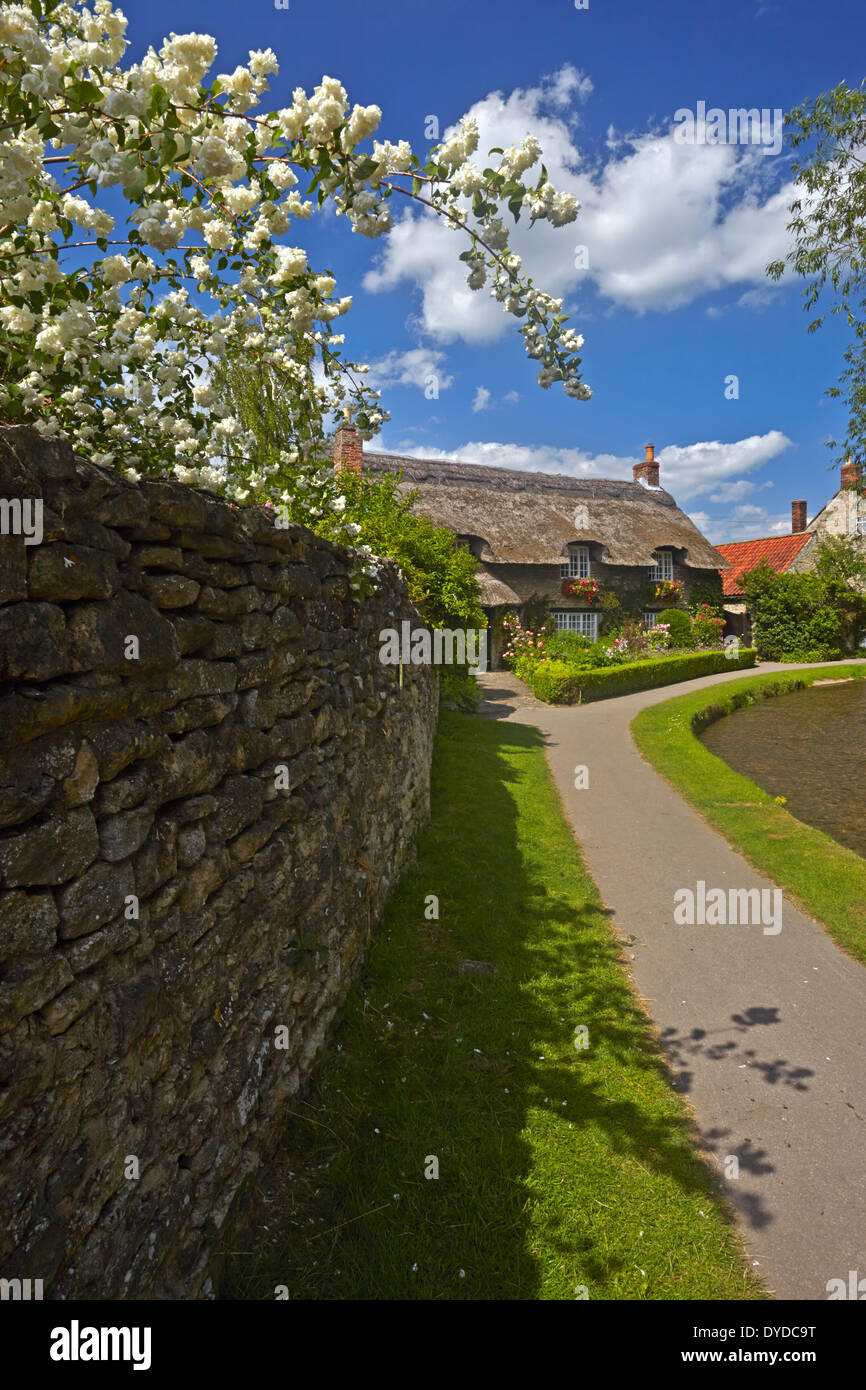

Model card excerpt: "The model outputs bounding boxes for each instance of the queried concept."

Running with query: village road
[477,661,866,1300]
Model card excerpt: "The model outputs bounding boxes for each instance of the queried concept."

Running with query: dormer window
[560,544,590,579]
[649,548,674,581]
[455,534,485,559]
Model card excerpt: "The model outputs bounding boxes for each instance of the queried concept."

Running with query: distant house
[793,460,866,550]
[333,422,729,667]
[717,462,866,643]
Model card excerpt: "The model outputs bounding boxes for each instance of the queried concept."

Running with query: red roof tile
[715,533,813,596]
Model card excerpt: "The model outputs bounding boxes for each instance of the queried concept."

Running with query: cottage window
[649,549,674,581]
[560,544,590,579]
[644,612,662,629]
[856,518,866,537]
[553,610,598,639]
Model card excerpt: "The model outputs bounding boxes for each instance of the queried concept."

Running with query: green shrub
[742,562,865,660]
[691,602,725,647]
[778,649,843,664]
[529,660,583,704]
[439,667,481,711]
[544,630,594,662]
[528,648,757,704]
[587,639,622,667]
[657,608,694,647]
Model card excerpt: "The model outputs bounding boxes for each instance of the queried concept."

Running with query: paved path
[477,662,866,1300]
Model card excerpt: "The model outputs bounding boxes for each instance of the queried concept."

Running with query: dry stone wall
[0,426,437,1298]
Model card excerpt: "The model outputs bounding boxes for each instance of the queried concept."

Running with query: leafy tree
[332,470,485,629]
[0,0,589,593]
[813,532,866,587]
[213,356,484,623]
[742,561,864,659]
[766,81,866,474]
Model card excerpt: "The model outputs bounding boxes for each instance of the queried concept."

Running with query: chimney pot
[791,500,807,534]
[333,418,362,478]
[633,445,660,489]
[841,459,861,490]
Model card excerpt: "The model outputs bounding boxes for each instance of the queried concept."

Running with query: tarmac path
[477,662,866,1300]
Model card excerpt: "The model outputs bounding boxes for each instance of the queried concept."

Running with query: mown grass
[631,664,866,966]
[217,712,761,1301]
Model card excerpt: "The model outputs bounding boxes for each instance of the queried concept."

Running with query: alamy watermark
[673,102,783,156]
[0,1277,43,1299]
[0,497,43,545]
[49,1321,151,1371]
[379,621,488,672]
[673,880,782,935]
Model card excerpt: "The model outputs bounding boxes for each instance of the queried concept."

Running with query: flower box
[561,577,600,601]
[653,579,684,602]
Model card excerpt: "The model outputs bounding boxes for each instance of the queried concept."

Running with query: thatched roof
[474,568,522,606]
[365,452,728,571]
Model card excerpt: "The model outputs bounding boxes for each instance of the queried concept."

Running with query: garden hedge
[528,648,757,704]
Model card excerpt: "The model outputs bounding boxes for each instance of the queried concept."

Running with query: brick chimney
[633,443,660,488]
[841,458,862,490]
[333,410,362,478]
[791,500,807,533]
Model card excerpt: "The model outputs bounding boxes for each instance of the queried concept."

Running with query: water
[699,679,866,859]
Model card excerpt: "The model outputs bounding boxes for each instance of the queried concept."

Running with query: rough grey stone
[0,424,436,1302]
[0,890,59,959]
[56,859,136,939]
[0,807,99,887]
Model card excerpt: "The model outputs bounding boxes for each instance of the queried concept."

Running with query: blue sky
[133,0,865,540]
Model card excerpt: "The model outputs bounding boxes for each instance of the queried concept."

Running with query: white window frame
[560,544,591,579]
[553,610,598,639]
[856,517,866,537]
[649,549,674,581]
[644,612,662,629]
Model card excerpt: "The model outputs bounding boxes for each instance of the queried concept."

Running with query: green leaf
[148,83,170,118]
[353,156,380,181]
[124,169,147,201]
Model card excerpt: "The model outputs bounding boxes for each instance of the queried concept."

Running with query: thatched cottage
[333,422,730,667]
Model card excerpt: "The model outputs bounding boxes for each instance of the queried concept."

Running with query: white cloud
[735,286,780,311]
[363,67,795,343]
[472,385,492,412]
[544,63,594,110]
[708,478,774,503]
[691,503,793,544]
[503,390,521,404]
[656,431,792,500]
[364,347,453,392]
[373,428,792,503]
[708,480,757,503]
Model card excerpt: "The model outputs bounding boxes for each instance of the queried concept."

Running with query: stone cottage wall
[482,557,722,664]
[0,426,437,1299]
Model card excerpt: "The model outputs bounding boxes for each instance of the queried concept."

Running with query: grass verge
[631,664,866,965]
[217,711,760,1301]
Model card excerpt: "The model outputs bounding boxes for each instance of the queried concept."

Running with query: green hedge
[528,648,757,704]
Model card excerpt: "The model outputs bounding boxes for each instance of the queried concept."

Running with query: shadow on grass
[216,714,756,1301]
